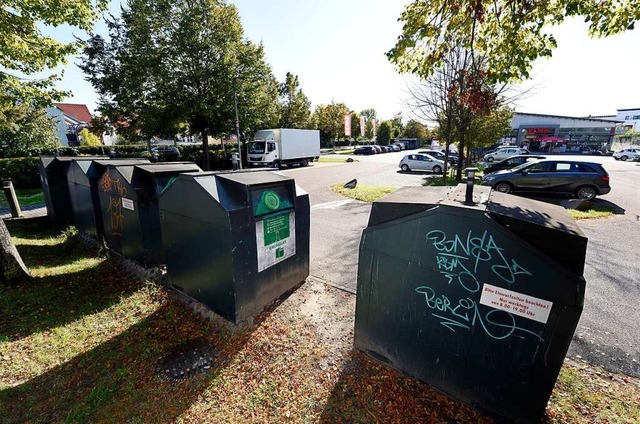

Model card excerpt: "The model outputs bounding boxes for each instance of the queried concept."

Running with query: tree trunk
[0,219,30,284]
[201,129,210,171]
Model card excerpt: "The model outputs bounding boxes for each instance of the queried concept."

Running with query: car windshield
[248,141,265,154]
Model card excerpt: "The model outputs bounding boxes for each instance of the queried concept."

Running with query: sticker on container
[121,197,134,211]
[256,210,295,272]
[479,284,552,324]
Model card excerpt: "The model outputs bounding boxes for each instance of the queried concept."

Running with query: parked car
[390,144,402,152]
[372,145,382,153]
[481,159,610,200]
[613,147,640,161]
[418,149,459,165]
[399,154,445,173]
[393,143,404,151]
[354,146,377,155]
[149,145,181,161]
[483,147,529,162]
[483,155,546,174]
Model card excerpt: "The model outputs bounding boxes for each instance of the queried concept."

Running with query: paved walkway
[0,204,47,220]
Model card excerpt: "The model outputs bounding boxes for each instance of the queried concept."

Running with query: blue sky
[51,0,640,122]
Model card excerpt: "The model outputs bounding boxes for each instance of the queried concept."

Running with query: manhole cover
[156,337,216,382]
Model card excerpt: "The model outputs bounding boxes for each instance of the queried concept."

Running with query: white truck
[247,128,320,169]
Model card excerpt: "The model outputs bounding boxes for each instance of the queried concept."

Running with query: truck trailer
[247,129,320,169]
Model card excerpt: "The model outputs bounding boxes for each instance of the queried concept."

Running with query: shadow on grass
[4,216,65,240]
[319,349,493,424]
[0,305,213,423]
[0,282,298,422]
[527,196,626,215]
[0,259,141,341]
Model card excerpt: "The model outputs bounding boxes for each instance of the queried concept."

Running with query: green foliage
[350,112,361,140]
[0,157,40,189]
[404,119,429,140]
[376,121,392,145]
[312,102,349,143]
[360,109,377,140]
[0,105,58,150]
[278,72,312,128]
[388,1,640,85]
[78,129,101,147]
[466,107,514,152]
[80,0,278,149]
[0,0,108,106]
[389,113,404,139]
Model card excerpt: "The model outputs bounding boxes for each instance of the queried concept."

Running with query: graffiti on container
[99,173,127,237]
[425,229,531,289]
[416,229,541,341]
[415,285,543,341]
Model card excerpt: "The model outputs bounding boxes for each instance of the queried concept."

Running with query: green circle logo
[263,191,280,211]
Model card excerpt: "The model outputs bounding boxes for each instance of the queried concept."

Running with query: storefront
[507,113,620,153]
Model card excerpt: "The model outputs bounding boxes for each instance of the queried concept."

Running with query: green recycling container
[158,169,310,323]
[97,161,201,266]
[39,156,107,224]
[355,184,587,423]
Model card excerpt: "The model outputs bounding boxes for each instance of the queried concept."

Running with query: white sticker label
[256,211,296,272]
[121,198,134,211]
[480,284,553,324]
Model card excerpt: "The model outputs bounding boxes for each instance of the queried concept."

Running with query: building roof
[53,103,93,124]
[616,107,640,112]
[515,112,621,124]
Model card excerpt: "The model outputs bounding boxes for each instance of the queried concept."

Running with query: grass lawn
[0,188,44,209]
[316,156,355,163]
[331,183,396,202]
[1,218,638,423]
[566,204,616,220]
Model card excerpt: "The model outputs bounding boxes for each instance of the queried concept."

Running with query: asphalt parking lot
[282,151,640,377]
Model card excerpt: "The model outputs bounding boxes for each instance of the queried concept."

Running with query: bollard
[2,180,23,218]
[464,167,479,205]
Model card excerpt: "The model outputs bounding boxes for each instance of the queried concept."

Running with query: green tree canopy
[376,121,392,145]
[312,102,349,143]
[466,106,514,154]
[404,119,429,140]
[80,0,279,168]
[278,72,312,128]
[360,108,377,139]
[79,128,101,147]
[0,104,57,150]
[388,1,640,85]
[1,0,107,107]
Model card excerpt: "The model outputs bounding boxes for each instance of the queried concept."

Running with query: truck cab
[248,138,278,167]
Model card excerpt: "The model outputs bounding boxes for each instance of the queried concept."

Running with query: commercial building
[504,112,621,153]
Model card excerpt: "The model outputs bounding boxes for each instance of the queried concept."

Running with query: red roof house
[53,103,93,125]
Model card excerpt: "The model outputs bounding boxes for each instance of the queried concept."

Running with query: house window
[625,116,630,120]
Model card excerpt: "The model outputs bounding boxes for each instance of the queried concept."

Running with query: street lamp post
[234,92,242,170]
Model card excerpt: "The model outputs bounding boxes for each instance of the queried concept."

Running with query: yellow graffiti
[100,173,128,237]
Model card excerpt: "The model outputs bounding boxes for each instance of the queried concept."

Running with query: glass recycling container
[97,162,201,267]
[39,156,107,224]
[67,159,149,238]
[355,184,588,423]
[158,170,310,323]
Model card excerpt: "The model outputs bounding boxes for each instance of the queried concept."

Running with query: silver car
[399,154,445,173]
[483,147,528,162]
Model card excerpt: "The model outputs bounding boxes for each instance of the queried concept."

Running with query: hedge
[0,157,41,189]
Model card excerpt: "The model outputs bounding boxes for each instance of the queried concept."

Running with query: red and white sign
[479,284,552,324]
[360,116,365,137]
[344,114,352,137]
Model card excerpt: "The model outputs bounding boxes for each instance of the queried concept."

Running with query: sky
[51,0,640,123]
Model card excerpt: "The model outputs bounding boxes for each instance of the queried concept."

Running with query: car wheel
[494,182,512,194]
[576,186,597,200]
[401,164,410,172]
[620,155,628,161]
[273,160,282,170]
[486,156,494,162]
[432,165,442,174]
[301,158,309,167]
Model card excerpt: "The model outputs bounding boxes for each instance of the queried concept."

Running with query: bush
[0,157,41,189]
[79,129,101,147]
